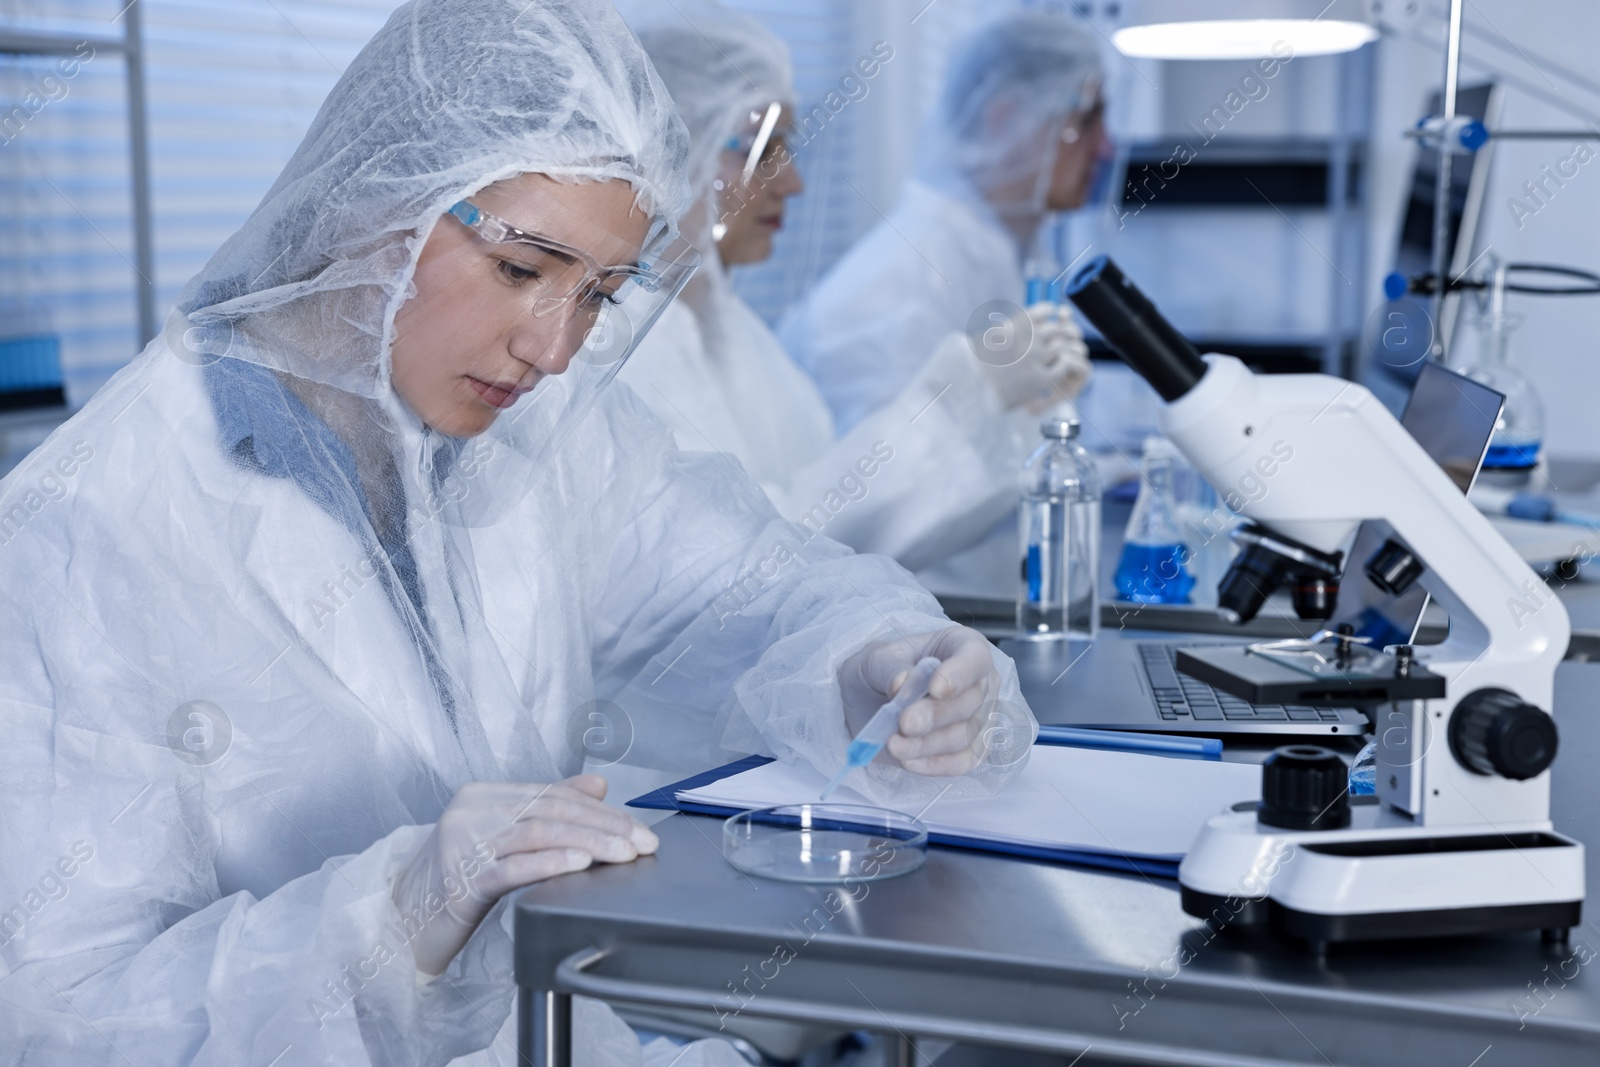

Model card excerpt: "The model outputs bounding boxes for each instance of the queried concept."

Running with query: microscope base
[1178,809,1585,951]
[1182,886,1580,949]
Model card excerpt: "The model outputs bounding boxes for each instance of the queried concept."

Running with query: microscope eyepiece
[1064,255,1209,403]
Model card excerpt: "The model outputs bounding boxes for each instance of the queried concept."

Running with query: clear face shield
[710,100,787,244]
[1032,78,1107,212]
[415,192,701,527]
[1064,89,1118,209]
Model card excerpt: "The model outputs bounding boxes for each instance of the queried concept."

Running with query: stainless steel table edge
[515,899,1600,1066]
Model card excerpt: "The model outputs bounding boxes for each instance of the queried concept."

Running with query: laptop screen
[1330,362,1505,646]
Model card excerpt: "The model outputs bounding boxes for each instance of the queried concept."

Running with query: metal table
[516,658,1600,1066]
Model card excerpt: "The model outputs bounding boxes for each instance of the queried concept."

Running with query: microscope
[1066,257,1583,951]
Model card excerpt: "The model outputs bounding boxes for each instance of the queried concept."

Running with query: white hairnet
[623,1,794,221]
[919,10,1103,201]
[622,1,796,385]
[169,0,692,399]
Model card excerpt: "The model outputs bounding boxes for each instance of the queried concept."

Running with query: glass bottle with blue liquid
[1017,416,1100,640]
[1115,435,1195,604]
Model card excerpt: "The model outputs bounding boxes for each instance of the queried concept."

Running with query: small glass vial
[1017,416,1101,640]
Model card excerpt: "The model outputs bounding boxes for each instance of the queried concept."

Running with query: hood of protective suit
[169,0,692,399]
[621,1,793,251]
[917,10,1102,209]
[621,1,797,412]
[621,0,795,361]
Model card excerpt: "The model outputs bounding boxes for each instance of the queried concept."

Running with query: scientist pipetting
[619,2,1086,572]
[0,1,1035,1063]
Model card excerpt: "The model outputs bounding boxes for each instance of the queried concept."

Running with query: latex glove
[391,774,658,976]
[976,303,1092,413]
[837,626,1000,776]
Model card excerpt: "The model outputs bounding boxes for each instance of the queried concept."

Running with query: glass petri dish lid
[721,803,928,884]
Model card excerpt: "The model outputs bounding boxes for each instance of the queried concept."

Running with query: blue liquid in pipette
[818,738,882,802]
[1114,541,1194,604]
[820,657,941,800]
[844,737,877,766]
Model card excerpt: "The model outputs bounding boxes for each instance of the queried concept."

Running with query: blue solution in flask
[1464,276,1543,479]
[1114,542,1195,603]
[1024,253,1062,308]
[1484,440,1541,470]
[1113,436,1195,605]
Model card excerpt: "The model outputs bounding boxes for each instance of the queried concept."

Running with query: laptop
[1007,362,1505,736]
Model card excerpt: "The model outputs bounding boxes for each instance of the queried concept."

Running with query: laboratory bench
[516,654,1599,1066]
[516,487,1600,1066]
[516,650,1600,1067]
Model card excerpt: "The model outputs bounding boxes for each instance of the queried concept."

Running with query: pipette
[819,656,942,801]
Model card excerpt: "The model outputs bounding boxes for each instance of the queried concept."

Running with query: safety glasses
[447,199,676,318]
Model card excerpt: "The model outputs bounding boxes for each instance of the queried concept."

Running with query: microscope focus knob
[1449,688,1560,780]
[1259,746,1351,831]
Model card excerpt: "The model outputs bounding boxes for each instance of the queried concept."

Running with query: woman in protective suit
[780,10,1109,435]
[620,3,1094,573]
[0,2,1032,1064]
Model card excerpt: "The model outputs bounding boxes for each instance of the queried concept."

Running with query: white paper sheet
[679,746,1262,861]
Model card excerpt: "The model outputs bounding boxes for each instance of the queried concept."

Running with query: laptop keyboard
[1137,644,1348,723]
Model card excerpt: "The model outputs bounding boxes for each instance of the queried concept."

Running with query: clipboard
[629,753,1189,880]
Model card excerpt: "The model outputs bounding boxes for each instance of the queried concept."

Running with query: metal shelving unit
[1113,133,1369,377]
[1101,45,1376,380]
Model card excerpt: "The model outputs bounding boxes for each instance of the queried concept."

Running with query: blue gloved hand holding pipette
[831,626,1003,793]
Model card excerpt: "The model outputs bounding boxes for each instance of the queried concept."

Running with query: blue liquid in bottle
[1017,418,1100,639]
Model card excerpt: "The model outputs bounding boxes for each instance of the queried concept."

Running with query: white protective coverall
[0,1,1032,1064]
[617,5,1029,573]
[778,11,1105,593]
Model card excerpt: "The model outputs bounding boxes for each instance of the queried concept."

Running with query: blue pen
[820,657,942,800]
[1035,725,1222,760]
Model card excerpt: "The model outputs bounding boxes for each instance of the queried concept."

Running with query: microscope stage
[1176,645,1448,708]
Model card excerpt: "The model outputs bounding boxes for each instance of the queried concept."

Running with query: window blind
[0,0,394,405]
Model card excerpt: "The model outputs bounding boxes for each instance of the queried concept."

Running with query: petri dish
[721,803,928,884]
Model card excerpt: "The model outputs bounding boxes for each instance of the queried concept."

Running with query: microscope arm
[1160,352,1569,703]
